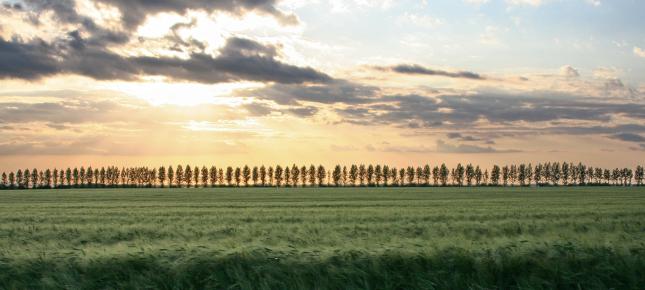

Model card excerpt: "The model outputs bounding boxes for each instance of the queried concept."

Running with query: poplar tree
[201,166,208,187]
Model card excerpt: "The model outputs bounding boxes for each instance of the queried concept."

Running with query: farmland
[0,187,644,289]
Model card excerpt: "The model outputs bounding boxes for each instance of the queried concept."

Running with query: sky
[0,0,644,172]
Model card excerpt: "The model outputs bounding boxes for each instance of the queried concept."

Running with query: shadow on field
[1,246,643,290]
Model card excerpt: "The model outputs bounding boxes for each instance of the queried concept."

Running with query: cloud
[0,35,332,84]
[287,106,318,117]
[242,102,273,116]
[464,0,490,6]
[560,65,580,78]
[634,47,645,58]
[247,80,378,105]
[382,64,485,80]
[23,0,298,30]
[0,38,60,80]
[436,140,518,153]
[506,0,543,7]
[611,133,645,142]
[334,92,645,140]
[447,132,483,142]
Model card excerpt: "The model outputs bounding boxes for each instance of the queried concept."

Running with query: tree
[234,167,241,187]
[551,162,561,186]
[475,166,482,186]
[439,164,449,186]
[603,169,611,185]
[518,164,526,186]
[398,168,405,186]
[284,167,291,187]
[300,166,307,187]
[291,165,300,187]
[242,165,251,186]
[594,168,603,185]
[167,166,174,188]
[225,167,233,186]
[31,168,39,189]
[491,165,501,186]
[275,165,283,187]
[390,167,398,186]
[308,165,316,186]
[432,166,439,186]
[184,165,193,188]
[44,169,52,188]
[65,168,72,187]
[317,165,326,186]
[93,168,99,186]
[176,165,184,188]
[201,166,208,187]
[570,163,579,185]
[193,166,199,188]
[268,166,274,186]
[406,167,415,186]
[636,166,644,186]
[260,165,267,186]
[209,166,217,187]
[156,166,165,187]
[252,166,259,186]
[381,165,389,186]
[416,166,423,186]
[23,169,30,189]
[534,164,542,186]
[421,165,430,186]
[358,165,366,186]
[1,172,7,189]
[349,165,358,186]
[466,164,476,186]
[501,166,509,186]
[375,165,382,186]
[455,164,465,186]
[578,163,586,185]
[9,172,15,189]
[52,169,59,188]
[509,165,517,186]
[561,163,570,185]
[332,165,342,186]
[367,165,374,186]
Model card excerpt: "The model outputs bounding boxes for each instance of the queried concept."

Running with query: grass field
[0,187,644,289]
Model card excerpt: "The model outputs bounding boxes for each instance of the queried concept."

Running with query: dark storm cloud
[287,106,318,117]
[337,93,645,128]
[242,102,273,116]
[248,80,378,105]
[93,0,298,29]
[20,0,297,29]
[0,35,331,84]
[129,37,332,84]
[611,133,645,142]
[380,64,485,80]
[0,38,60,79]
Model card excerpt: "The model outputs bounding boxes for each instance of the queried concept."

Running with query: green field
[1,187,644,289]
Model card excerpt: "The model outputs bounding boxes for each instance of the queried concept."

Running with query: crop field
[0,187,644,289]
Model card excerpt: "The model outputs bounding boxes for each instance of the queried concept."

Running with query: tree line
[1,163,643,190]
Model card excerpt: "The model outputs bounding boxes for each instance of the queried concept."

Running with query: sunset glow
[1,0,644,171]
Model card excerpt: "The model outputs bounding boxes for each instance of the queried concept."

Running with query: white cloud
[464,0,490,5]
[398,13,442,28]
[560,65,580,78]
[634,47,645,58]
[506,0,543,7]
[586,0,601,7]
